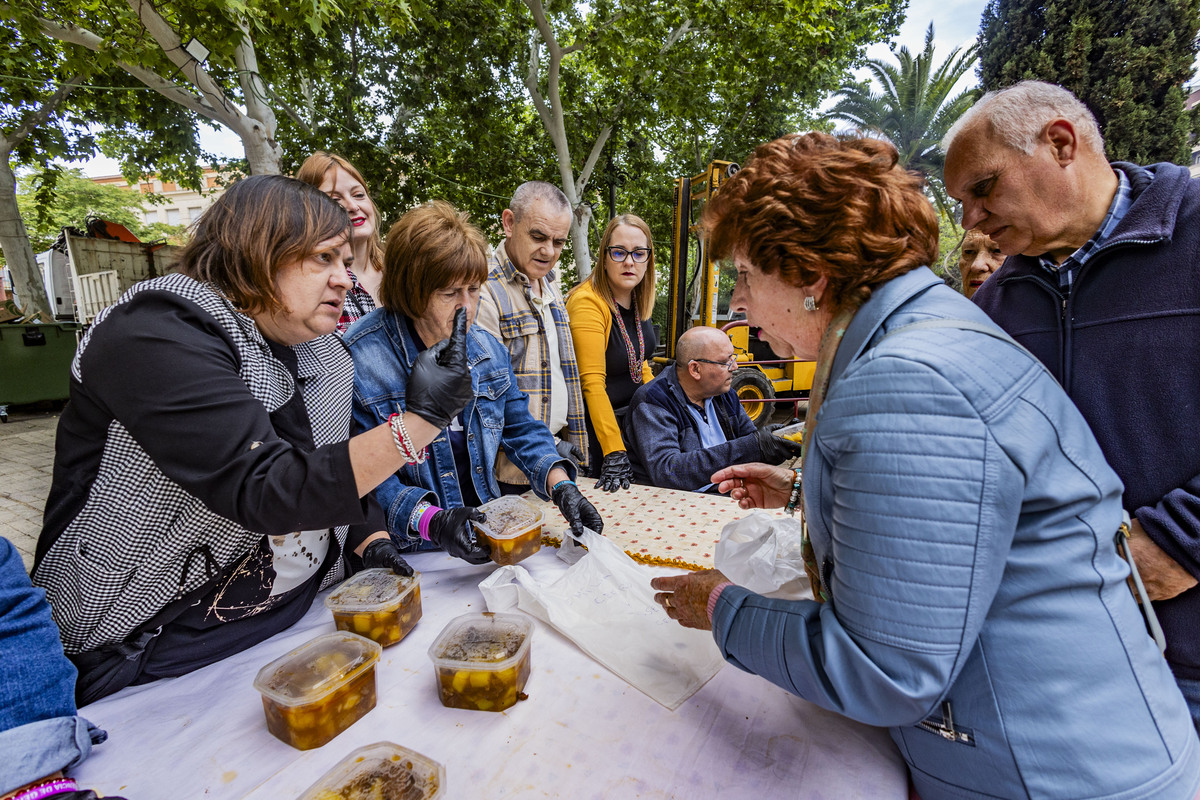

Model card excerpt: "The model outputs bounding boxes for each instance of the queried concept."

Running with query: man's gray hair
[942,80,1104,156]
[509,181,571,221]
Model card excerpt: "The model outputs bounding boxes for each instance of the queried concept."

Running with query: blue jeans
[1176,676,1200,733]
[0,538,104,793]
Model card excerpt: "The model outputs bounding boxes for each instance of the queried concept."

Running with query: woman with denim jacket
[650,134,1200,799]
[346,201,604,563]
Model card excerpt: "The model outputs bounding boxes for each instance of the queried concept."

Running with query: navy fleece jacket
[974,161,1200,679]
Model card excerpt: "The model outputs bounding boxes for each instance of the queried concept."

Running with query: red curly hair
[702,132,938,313]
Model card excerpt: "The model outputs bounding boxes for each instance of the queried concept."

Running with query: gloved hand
[756,423,805,464]
[595,450,633,493]
[407,307,473,429]
[553,480,604,538]
[555,438,584,470]
[427,506,491,564]
[360,537,415,577]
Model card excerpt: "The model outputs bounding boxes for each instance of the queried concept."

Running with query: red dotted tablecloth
[522,483,790,571]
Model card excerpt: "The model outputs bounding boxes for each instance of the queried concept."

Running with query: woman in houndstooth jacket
[30,175,474,705]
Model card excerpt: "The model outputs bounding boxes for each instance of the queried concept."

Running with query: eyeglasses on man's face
[606,246,651,264]
[691,355,738,372]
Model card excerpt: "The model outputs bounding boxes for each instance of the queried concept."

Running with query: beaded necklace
[611,295,646,384]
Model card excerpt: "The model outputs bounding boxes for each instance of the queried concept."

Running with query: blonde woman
[566,214,658,491]
[296,152,385,332]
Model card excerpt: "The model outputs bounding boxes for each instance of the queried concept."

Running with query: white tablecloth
[75,548,906,799]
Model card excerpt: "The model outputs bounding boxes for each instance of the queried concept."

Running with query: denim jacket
[345,308,571,547]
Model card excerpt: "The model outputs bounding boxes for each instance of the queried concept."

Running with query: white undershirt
[532,280,569,435]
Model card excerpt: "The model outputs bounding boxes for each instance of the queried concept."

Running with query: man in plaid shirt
[476,181,590,492]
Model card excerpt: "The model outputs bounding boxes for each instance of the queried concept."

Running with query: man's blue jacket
[974,161,1200,682]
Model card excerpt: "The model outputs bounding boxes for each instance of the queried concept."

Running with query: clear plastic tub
[428,612,532,712]
[772,421,805,445]
[253,632,381,750]
[297,741,445,800]
[325,568,422,647]
[473,496,544,565]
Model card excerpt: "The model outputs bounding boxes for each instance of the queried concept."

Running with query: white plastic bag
[478,529,725,710]
[714,511,812,599]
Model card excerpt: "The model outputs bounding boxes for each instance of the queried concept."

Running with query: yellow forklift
[657,160,816,426]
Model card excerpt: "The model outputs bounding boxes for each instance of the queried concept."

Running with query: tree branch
[523,33,554,134]
[231,16,277,134]
[0,74,83,157]
[35,15,236,127]
[265,84,312,134]
[576,117,617,196]
[124,0,243,126]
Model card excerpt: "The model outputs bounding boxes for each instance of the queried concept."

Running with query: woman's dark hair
[379,200,489,318]
[179,175,350,315]
[702,132,939,313]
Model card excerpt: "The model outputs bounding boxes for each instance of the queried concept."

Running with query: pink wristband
[707,581,734,622]
[417,505,441,540]
[12,779,78,800]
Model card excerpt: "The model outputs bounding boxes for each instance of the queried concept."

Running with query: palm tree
[827,23,979,216]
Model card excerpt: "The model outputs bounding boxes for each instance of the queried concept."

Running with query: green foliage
[15,168,186,253]
[933,208,965,289]
[978,0,1200,164]
[827,23,980,215]
[274,0,904,282]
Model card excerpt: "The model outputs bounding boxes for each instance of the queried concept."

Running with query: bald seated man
[622,326,801,492]
[958,229,1004,299]
[944,80,1200,726]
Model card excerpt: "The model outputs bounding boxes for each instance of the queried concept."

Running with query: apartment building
[89,168,230,228]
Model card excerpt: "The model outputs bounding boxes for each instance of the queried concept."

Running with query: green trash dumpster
[0,323,81,421]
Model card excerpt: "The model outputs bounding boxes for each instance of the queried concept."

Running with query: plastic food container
[428,612,532,712]
[473,496,544,565]
[297,741,445,800]
[253,632,381,750]
[772,422,805,444]
[325,568,422,647]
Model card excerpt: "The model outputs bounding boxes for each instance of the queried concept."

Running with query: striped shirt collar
[1038,168,1131,292]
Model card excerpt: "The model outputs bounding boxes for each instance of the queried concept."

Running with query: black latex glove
[756,424,805,464]
[555,438,584,471]
[553,481,604,538]
[361,537,414,577]
[427,506,491,564]
[595,450,633,493]
[407,307,473,430]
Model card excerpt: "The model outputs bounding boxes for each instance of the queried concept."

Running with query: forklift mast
[665,160,738,360]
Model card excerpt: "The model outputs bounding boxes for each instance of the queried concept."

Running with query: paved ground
[0,407,59,572]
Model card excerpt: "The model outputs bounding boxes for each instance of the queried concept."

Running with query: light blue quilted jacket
[712,268,1200,799]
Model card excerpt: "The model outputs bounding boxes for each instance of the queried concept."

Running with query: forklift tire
[731,368,774,428]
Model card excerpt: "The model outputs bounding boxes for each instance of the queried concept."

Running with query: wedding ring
[664,596,673,608]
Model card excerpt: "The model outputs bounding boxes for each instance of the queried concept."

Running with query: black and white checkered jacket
[35,273,354,655]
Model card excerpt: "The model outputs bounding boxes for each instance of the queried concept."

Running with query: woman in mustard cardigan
[566,214,658,492]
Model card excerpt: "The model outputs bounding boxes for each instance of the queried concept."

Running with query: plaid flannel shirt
[475,241,589,484]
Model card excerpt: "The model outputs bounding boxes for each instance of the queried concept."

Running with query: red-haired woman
[651,133,1200,799]
[566,215,658,491]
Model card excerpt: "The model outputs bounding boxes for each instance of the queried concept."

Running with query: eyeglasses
[606,246,651,264]
[691,356,738,372]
